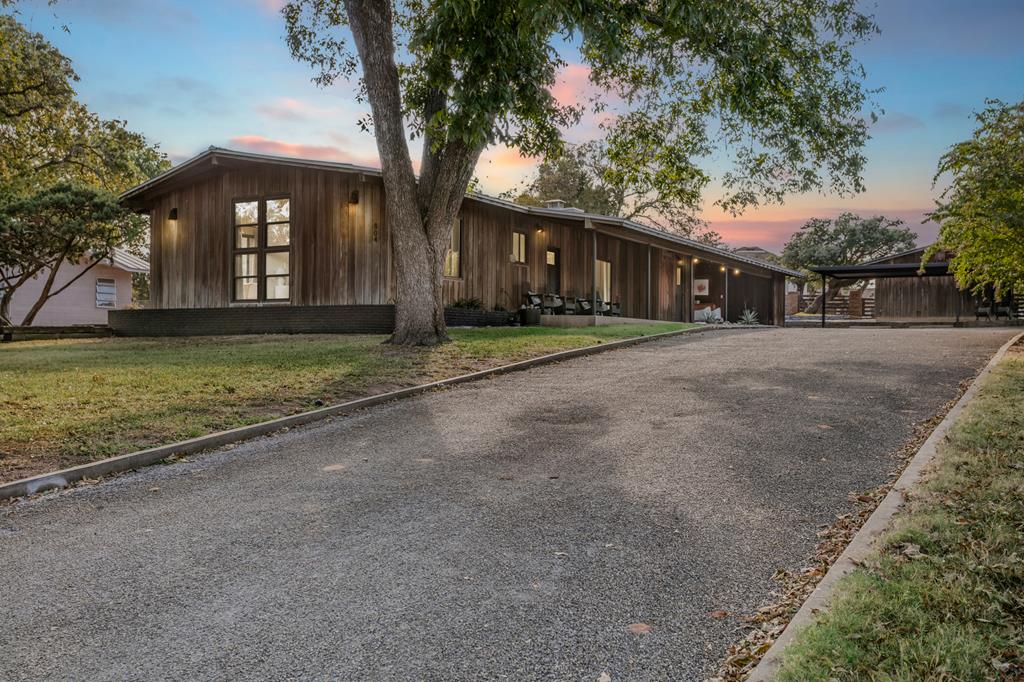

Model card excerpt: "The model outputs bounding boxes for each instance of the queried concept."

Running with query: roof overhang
[809,262,950,279]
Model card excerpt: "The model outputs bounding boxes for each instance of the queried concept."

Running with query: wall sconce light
[693,257,700,264]
[536,226,544,234]
[677,259,684,266]
[349,190,360,205]
[733,268,741,275]
[168,207,178,221]
[719,265,726,272]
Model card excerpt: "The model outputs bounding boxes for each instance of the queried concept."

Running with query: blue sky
[9,0,1024,250]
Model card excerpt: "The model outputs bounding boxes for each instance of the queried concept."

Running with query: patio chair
[524,290,542,309]
[995,305,1012,320]
[595,299,610,316]
[563,297,577,314]
[609,302,622,317]
[576,298,593,314]
[975,304,992,321]
[541,293,565,315]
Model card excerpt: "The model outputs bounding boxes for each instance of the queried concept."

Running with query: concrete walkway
[0,328,1014,681]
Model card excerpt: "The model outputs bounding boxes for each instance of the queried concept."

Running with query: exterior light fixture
[693,257,699,264]
[168,208,178,221]
[536,226,544,234]
[733,268,740,275]
[349,190,360,204]
[719,265,726,272]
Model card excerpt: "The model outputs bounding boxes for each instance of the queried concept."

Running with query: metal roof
[121,147,803,278]
[108,248,149,273]
[809,262,950,279]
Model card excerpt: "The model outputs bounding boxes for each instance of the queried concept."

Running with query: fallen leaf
[900,543,926,559]
[817,424,833,430]
[710,610,730,619]
[598,673,612,682]
[627,623,652,634]
[148,487,160,492]
[321,464,346,473]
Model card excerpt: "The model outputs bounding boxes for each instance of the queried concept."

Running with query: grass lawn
[777,340,1024,680]
[0,323,693,483]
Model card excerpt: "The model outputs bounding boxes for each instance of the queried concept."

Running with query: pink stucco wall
[7,262,135,326]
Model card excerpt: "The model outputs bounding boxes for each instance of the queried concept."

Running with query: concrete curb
[747,330,1023,681]
[0,324,754,502]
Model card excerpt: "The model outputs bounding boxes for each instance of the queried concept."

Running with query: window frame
[231,195,292,303]
[512,230,528,265]
[95,277,117,309]
[443,218,463,279]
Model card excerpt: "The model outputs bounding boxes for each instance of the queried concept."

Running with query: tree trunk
[344,0,483,345]
[20,257,65,326]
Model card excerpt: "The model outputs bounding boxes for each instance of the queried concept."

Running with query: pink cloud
[255,98,313,121]
[550,64,593,108]
[708,208,939,253]
[261,0,286,14]
[229,135,380,167]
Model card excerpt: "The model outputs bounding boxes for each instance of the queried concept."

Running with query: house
[4,249,148,327]
[809,245,1022,324]
[113,147,800,335]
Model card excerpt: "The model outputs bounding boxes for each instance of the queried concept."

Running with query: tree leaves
[926,99,1024,296]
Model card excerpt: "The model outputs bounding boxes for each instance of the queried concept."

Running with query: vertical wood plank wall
[146,162,783,322]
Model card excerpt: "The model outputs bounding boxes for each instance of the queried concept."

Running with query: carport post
[821,274,827,328]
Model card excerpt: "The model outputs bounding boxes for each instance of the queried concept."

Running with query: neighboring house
[114,147,800,335]
[5,249,148,326]
[731,246,778,263]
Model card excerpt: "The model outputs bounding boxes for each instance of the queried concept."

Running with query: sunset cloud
[228,135,380,167]
[550,63,593,108]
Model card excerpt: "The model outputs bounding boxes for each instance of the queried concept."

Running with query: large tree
[0,13,167,325]
[782,212,917,312]
[510,142,722,245]
[284,0,878,345]
[926,99,1024,296]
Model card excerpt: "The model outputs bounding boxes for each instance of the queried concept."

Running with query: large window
[233,197,290,301]
[596,259,611,302]
[512,231,527,264]
[444,219,462,278]
[95,278,116,308]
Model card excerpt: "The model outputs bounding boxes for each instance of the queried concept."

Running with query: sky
[8,0,1024,251]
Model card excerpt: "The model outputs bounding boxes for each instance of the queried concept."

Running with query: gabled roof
[121,147,802,278]
[109,248,149,273]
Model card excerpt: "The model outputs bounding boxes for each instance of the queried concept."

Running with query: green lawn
[0,323,692,482]
[777,341,1024,680]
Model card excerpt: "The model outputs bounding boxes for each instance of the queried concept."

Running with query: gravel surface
[0,328,1014,682]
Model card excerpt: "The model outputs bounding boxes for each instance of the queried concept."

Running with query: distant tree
[782,213,917,312]
[284,0,878,345]
[0,184,145,325]
[926,99,1024,296]
[511,142,723,245]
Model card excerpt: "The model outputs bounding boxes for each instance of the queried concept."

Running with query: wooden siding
[142,161,784,323]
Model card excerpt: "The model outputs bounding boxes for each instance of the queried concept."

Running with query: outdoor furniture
[609,302,622,317]
[541,293,565,315]
[975,305,992,321]
[595,299,610,316]
[563,297,576,314]
[518,306,541,325]
[996,305,1013,319]
[524,290,542,309]
[576,298,593,314]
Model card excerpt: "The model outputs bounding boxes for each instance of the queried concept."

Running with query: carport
[809,262,953,327]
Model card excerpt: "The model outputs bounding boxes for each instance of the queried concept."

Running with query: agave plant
[739,308,759,325]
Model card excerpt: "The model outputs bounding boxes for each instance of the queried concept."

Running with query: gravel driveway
[0,328,1014,681]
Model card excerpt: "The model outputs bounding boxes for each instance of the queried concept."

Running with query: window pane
[234,277,258,300]
[597,260,611,302]
[235,225,258,249]
[235,253,257,277]
[267,222,290,247]
[546,250,556,266]
[266,198,290,223]
[444,220,461,277]
[265,251,289,276]
[512,232,526,263]
[265,275,290,300]
[234,201,258,226]
[95,278,116,308]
